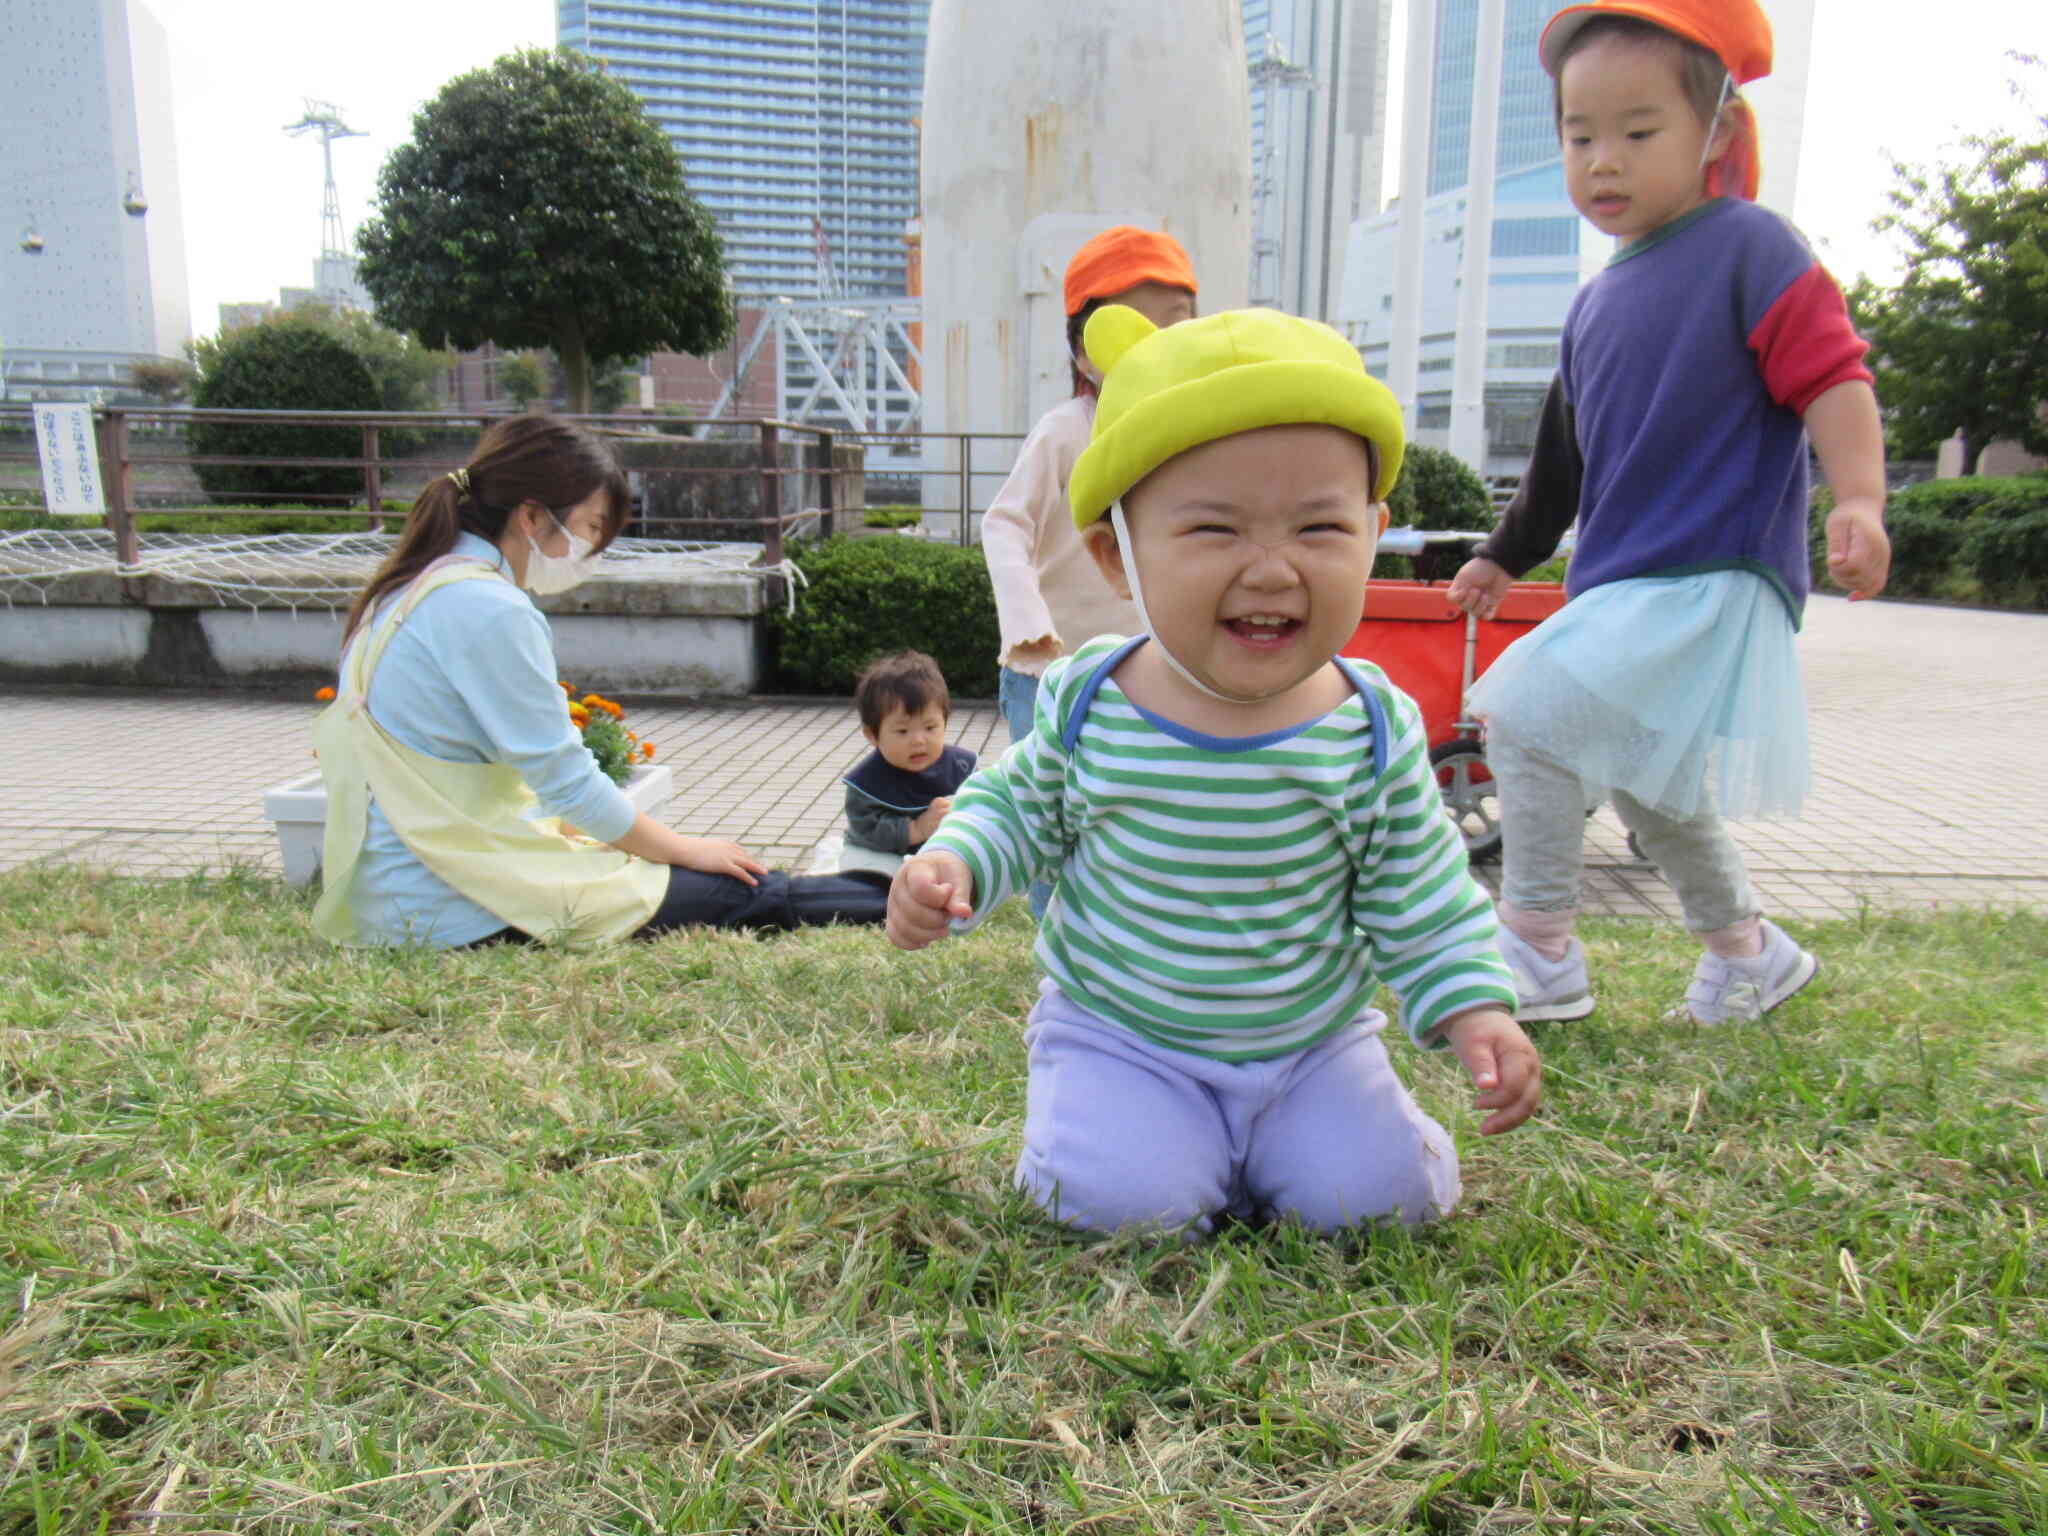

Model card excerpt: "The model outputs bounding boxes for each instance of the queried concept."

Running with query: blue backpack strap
[1331,656,1392,780]
[1059,636,1149,753]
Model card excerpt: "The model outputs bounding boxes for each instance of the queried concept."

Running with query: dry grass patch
[1,868,2042,1533]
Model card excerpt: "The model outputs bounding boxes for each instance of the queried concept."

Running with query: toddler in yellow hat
[889,306,1540,1238]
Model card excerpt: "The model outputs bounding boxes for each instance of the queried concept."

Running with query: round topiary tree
[1382,444,1496,581]
[189,320,381,507]
[1386,443,1493,531]
[357,48,733,413]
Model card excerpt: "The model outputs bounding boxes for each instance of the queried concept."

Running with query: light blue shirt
[344,532,637,946]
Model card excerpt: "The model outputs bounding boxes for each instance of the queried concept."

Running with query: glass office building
[1426,0,1558,196]
[559,1,928,298]
[1240,0,1393,319]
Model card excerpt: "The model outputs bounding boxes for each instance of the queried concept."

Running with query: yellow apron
[311,557,668,946]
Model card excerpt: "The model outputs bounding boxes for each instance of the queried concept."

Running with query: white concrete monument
[920,0,1252,523]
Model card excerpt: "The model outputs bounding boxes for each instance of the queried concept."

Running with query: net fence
[0,530,797,612]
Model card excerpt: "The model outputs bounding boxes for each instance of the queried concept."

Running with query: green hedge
[190,321,381,507]
[0,507,387,535]
[1809,474,2048,609]
[767,535,1000,697]
[1379,444,1495,581]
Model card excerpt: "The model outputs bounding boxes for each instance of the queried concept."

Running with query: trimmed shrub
[1381,444,1495,581]
[861,505,923,529]
[1963,506,2048,607]
[768,535,1000,697]
[189,320,380,507]
[1808,474,2048,607]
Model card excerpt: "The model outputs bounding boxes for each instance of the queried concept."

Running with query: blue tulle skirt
[1466,570,1809,820]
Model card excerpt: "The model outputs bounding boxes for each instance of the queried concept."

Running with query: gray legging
[1488,736,1758,934]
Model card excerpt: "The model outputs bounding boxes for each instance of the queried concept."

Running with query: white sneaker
[1680,919,1818,1024]
[1496,926,1595,1023]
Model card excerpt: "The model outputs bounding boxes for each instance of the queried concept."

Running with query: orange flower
[569,706,591,728]
[559,680,574,695]
[604,700,625,719]
[314,686,336,701]
[641,741,656,759]
[581,694,605,709]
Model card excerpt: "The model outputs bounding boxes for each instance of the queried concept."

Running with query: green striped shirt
[928,637,1515,1062]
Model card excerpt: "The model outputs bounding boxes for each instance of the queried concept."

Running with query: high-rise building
[1423,0,1555,196]
[559,0,928,299]
[1339,0,1814,474]
[1242,0,1394,321]
[1,0,190,399]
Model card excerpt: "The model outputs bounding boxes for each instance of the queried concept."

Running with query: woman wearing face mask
[312,414,887,948]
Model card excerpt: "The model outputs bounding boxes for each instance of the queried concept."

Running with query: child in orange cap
[980,226,1197,915]
[1448,0,1890,1026]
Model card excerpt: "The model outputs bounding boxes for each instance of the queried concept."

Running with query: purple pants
[1014,982,1461,1236]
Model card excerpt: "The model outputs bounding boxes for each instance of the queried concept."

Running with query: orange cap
[1541,0,1772,200]
[1063,226,1198,318]
[1539,0,1773,84]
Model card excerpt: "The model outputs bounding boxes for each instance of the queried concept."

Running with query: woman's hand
[610,813,766,885]
[674,837,769,886]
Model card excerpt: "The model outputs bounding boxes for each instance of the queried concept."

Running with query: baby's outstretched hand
[888,852,974,950]
[1442,1009,1542,1134]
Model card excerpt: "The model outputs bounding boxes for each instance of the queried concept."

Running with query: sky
[143,0,2042,334]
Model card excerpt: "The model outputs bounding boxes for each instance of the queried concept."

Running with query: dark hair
[342,414,630,644]
[1551,15,1732,131]
[1068,299,1107,398]
[855,650,951,732]
[1067,287,1201,398]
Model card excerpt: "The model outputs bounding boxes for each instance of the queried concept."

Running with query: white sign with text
[34,404,106,516]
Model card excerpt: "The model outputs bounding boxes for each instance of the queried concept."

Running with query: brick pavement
[2,594,2044,921]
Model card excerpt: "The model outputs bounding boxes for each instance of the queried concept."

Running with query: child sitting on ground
[836,651,978,885]
[888,307,1541,1237]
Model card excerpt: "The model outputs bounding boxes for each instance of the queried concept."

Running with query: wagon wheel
[1430,738,1502,863]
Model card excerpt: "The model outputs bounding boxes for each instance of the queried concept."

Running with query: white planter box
[263,763,676,888]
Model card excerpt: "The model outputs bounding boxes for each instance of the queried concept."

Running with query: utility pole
[284,100,365,262]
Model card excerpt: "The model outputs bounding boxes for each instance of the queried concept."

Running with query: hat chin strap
[1109,501,1267,705]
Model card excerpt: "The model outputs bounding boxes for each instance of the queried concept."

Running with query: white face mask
[521,511,597,596]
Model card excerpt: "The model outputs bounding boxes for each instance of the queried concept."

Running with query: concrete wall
[0,564,768,696]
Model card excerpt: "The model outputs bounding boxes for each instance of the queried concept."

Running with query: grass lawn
[1,867,2042,1534]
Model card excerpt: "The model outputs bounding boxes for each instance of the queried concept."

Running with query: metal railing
[0,405,1038,570]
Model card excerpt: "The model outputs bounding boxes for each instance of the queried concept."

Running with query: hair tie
[449,467,471,494]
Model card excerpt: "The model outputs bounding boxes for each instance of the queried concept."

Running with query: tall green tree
[1853,66,2048,475]
[356,48,733,413]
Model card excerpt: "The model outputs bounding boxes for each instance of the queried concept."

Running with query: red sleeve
[1746,264,1874,414]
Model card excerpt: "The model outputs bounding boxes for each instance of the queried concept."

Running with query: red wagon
[1340,531,1567,860]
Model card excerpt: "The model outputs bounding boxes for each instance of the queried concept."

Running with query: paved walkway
[3,595,2045,921]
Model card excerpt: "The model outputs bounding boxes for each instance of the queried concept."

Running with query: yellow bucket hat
[1067,306,1405,530]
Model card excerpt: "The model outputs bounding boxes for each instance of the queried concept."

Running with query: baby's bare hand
[1443,1009,1542,1134]
[887,853,973,950]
